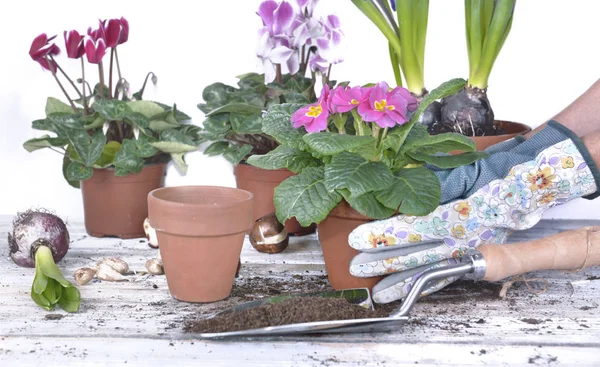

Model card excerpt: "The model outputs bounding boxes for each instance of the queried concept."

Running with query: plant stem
[115,122,124,142]
[98,62,105,99]
[52,56,84,101]
[325,64,332,85]
[300,45,306,74]
[81,58,89,114]
[389,43,403,86]
[397,0,425,94]
[108,48,114,99]
[379,127,388,146]
[114,47,122,81]
[350,109,365,136]
[275,64,283,84]
[372,125,381,138]
[46,57,77,112]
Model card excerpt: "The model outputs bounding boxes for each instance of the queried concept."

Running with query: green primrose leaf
[23,135,68,152]
[324,152,394,197]
[92,99,132,120]
[230,113,264,134]
[203,141,230,156]
[376,167,441,216]
[247,145,321,173]
[261,103,308,150]
[340,189,395,219]
[273,167,342,227]
[407,150,489,169]
[382,123,414,152]
[45,97,74,115]
[402,124,477,154]
[66,161,93,181]
[409,78,467,125]
[223,144,253,165]
[303,132,377,155]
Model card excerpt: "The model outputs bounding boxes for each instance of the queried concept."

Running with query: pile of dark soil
[184,296,389,334]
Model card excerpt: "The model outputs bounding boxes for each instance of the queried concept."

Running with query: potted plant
[247,77,488,289]
[352,0,530,149]
[24,18,203,239]
[197,0,344,236]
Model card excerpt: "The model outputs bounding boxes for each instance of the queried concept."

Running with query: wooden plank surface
[1,216,599,366]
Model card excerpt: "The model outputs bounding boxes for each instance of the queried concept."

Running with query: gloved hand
[348,121,600,304]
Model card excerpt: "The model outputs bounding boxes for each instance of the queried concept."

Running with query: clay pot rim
[148,185,254,210]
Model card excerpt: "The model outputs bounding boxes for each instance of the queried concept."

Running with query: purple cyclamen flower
[358,82,418,128]
[291,85,330,132]
[309,14,344,72]
[328,86,372,113]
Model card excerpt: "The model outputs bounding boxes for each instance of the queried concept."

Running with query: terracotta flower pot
[471,120,531,151]
[147,186,254,302]
[234,163,316,236]
[317,201,384,291]
[80,163,166,239]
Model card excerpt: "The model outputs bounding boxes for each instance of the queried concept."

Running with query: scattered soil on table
[228,275,332,301]
[184,296,389,333]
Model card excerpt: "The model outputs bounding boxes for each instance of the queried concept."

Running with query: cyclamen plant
[25,18,203,188]
[248,78,490,226]
[198,0,345,165]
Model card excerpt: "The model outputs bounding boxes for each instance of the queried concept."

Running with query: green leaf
[58,286,81,313]
[124,112,150,134]
[201,82,236,107]
[382,123,414,152]
[324,152,393,197]
[62,150,80,188]
[402,124,476,154]
[283,92,310,104]
[63,129,106,167]
[407,150,489,169]
[66,161,93,181]
[82,113,105,129]
[274,167,342,227]
[261,103,307,150]
[202,114,231,134]
[114,139,144,174]
[31,283,52,310]
[206,102,263,117]
[94,141,122,167]
[153,101,192,121]
[303,132,377,156]
[223,144,253,165]
[376,167,441,216]
[23,135,68,152]
[127,100,165,118]
[151,130,198,153]
[340,189,395,219]
[170,152,188,174]
[149,119,178,132]
[236,72,266,90]
[203,141,230,156]
[45,97,73,115]
[230,113,264,134]
[92,99,132,120]
[136,134,159,157]
[247,145,321,173]
[410,78,467,125]
[32,118,56,133]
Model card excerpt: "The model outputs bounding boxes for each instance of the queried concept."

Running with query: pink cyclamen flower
[358,82,418,128]
[328,85,371,114]
[29,33,60,71]
[101,18,122,48]
[117,17,129,45]
[64,30,85,59]
[85,37,107,64]
[291,85,330,132]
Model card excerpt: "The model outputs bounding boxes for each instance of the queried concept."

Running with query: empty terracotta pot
[317,201,384,291]
[81,163,166,239]
[147,186,253,302]
[234,163,316,236]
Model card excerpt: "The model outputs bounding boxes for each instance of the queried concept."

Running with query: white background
[2,0,599,221]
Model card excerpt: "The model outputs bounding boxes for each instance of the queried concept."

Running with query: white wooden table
[1,216,599,366]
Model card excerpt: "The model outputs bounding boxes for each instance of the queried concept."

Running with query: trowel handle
[478,226,600,282]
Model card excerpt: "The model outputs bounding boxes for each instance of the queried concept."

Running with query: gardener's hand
[348,121,599,304]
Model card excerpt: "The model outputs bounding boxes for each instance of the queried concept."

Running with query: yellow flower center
[306,104,322,118]
[350,99,360,105]
[374,99,394,112]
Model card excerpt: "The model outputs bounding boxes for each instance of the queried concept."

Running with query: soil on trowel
[184,296,389,333]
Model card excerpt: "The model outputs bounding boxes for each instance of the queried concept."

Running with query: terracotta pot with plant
[352,0,530,148]
[24,18,204,238]
[196,0,345,237]
[247,77,488,291]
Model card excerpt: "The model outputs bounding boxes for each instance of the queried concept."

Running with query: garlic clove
[145,258,164,275]
[96,263,129,282]
[97,257,129,275]
[143,218,159,248]
[74,267,96,285]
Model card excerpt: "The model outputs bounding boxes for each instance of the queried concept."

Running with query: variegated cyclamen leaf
[66,161,93,181]
[223,145,253,165]
[135,134,158,157]
[94,141,122,168]
[273,167,342,227]
[92,99,132,120]
[64,129,106,167]
[170,152,188,174]
[113,139,144,175]
[150,130,198,154]
[127,100,165,118]
[45,97,74,115]
[261,103,307,150]
[230,113,264,134]
[324,151,393,197]
[203,141,230,156]
[23,135,68,152]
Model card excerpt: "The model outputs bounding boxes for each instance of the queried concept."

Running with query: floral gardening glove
[348,121,600,304]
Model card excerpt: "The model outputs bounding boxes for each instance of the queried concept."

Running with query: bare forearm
[526,79,600,138]
[583,130,600,167]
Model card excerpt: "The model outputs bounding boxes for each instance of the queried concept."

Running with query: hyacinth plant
[247,78,490,226]
[198,0,345,165]
[24,18,203,188]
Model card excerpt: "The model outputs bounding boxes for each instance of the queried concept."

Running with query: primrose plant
[198,0,345,165]
[247,78,490,227]
[24,17,203,188]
